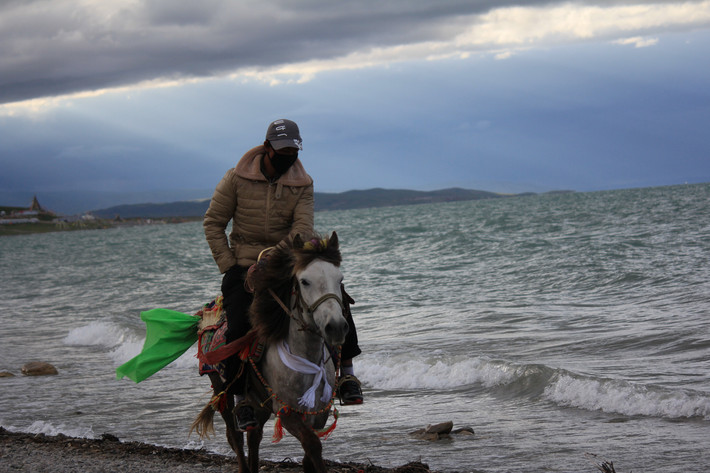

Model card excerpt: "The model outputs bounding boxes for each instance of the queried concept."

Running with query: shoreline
[0,427,434,473]
[0,216,201,237]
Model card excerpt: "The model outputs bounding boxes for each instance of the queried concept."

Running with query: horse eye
[300,279,310,287]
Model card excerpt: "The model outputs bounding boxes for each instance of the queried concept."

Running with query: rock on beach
[21,362,58,376]
[409,421,475,441]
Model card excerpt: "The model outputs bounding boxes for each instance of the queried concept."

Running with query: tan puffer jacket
[203,145,314,273]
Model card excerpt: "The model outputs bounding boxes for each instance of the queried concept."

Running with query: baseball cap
[265,119,303,150]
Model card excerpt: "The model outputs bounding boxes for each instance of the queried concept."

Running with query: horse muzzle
[323,316,349,347]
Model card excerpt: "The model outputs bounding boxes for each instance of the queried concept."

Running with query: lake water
[1,183,709,472]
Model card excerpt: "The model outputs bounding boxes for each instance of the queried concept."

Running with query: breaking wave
[359,352,710,420]
[544,373,710,420]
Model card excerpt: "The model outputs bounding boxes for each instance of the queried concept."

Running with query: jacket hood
[234,145,313,187]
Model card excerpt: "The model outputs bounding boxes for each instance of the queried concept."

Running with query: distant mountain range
[90,187,572,219]
[0,189,212,216]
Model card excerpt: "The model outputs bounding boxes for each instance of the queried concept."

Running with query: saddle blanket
[195,297,228,376]
[196,296,263,379]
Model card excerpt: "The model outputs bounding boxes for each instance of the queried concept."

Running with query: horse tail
[189,391,227,439]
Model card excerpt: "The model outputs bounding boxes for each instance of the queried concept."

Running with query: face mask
[271,151,298,174]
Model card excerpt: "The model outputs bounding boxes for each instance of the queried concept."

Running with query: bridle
[268,277,344,337]
[298,289,344,316]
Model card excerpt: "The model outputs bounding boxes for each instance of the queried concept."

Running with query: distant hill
[90,187,566,219]
[92,200,211,219]
[314,187,503,211]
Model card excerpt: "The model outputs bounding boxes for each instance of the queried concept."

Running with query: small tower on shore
[28,195,55,216]
[29,195,44,212]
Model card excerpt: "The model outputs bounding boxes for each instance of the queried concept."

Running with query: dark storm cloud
[1,0,673,105]
[0,0,484,103]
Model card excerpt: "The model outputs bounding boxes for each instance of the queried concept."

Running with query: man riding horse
[203,118,363,431]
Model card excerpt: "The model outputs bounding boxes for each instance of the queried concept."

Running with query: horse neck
[286,294,325,363]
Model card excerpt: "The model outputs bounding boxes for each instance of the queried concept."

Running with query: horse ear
[293,234,304,249]
[329,231,339,249]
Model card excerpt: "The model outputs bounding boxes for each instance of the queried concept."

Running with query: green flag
[116,308,200,383]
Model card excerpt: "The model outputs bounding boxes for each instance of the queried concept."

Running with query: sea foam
[544,373,710,420]
[19,420,97,439]
[63,321,129,348]
[358,352,520,390]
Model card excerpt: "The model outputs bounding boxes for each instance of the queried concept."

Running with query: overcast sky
[1,0,709,212]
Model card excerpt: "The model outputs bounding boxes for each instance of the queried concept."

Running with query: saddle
[195,297,263,381]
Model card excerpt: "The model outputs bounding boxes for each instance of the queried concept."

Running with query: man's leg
[337,285,364,404]
[221,265,257,431]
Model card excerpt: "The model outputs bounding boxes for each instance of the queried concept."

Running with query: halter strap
[266,286,319,336]
[268,283,344,336]
[299,292,344,314]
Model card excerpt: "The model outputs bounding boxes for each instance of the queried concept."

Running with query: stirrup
[234,400,258,432]
[336,374,363,405]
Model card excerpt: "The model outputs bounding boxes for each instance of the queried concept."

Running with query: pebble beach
[0,428,434,473]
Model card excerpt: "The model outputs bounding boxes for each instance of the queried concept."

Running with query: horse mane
[248,232,341,344]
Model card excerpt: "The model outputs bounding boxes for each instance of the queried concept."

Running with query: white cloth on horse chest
[276,340,332,409]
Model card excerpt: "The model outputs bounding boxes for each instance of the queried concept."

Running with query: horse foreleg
[279,413,326,473]
[223,417,248,473]
[210,377,248,473]
[246,425,264,473]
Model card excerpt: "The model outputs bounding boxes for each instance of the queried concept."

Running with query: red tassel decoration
[272,406,290,443]
[316,408,339,440]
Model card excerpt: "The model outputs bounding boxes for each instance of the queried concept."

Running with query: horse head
[292,232,349,347]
